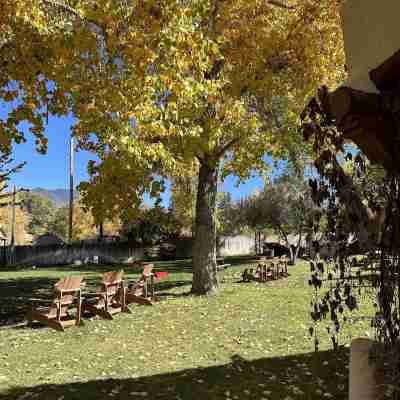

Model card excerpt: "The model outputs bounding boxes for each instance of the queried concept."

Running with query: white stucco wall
[218,235,254,256]
[342,0,400,93]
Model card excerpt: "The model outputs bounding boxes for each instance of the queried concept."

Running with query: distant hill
[31,188,79,208]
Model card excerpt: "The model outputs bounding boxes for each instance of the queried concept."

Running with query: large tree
[1,0,344,294]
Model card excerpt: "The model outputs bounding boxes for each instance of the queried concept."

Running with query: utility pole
[68,137,74,244]
[9,185,16,264]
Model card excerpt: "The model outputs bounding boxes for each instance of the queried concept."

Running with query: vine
[301,86,400,398]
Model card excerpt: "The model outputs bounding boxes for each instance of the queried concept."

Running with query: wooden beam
[326,86,395,170]
[268,0,296,10]
[327,87,384,125]
[370,48,400,92]
[341,114,395,169]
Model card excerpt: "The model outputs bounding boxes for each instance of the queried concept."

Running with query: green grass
[0,258,372,399]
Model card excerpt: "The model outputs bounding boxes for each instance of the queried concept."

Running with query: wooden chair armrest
[84,292,105,298]
[29,298,53,305]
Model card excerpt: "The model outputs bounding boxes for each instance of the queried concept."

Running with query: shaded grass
[0,259,372,399]
[1,349,349,400]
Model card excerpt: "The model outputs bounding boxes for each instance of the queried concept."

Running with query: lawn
[0,258,372,400]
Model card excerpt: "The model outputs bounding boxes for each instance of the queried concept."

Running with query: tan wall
[342,0,400,93]
[349,338,384,400]
[218,235,254,257]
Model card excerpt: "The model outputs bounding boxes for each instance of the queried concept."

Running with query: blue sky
[1,106,270,206]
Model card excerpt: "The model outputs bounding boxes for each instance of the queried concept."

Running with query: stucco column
[349,338,384,400]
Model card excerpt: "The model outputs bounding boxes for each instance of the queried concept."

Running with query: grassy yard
[0,258,372,400]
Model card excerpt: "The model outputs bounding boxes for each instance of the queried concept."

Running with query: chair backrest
[102,270,124,300]
[54,276,84,305]
[102,270,124,285]
[142,264,154,277]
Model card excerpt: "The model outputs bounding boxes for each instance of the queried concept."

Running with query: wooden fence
[1,235,254,267]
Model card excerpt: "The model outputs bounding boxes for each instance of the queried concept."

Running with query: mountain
[31,188,79,208]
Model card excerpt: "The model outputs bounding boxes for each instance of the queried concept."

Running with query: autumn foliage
[1,0,345,293]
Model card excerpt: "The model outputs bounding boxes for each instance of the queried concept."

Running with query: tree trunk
[99,222,104,241]
[295,243,301,262]
[191,158,219,295]
[290,245,301,265]
[288,244,295,265]
[279,226,295,265]
[291,230,302,265]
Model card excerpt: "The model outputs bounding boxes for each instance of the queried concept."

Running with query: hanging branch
[268,0,296,10]
[302,84,400,396]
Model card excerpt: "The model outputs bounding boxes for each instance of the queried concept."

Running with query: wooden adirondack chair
[242,263,274,282]
[27,276,84,331]
[82,270,129,319]
[126,264,157,306]
[256,263,275,281]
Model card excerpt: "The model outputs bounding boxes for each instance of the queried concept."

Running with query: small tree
[121,204,182,245]
[241,173,318,264]
[0,153,28,244]
[47,207,68,241]
[20,192,56,237]
[47,202,103,242]
[216,192,243,237]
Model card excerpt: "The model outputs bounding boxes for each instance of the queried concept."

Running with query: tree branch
[41,0,109,43]
[0,162,26,181]
[41,0,81,18]
[267,0,296,10]
[214,138,240,160]
[277,223,289,244]
[208,0,220,32]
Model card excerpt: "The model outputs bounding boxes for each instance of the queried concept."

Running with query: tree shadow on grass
[151,260,194,274]
[222,255,258,265]
[0,276,62,327]
[154,280,191,292]
[0,273,109,327]
[0,347,349,400]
